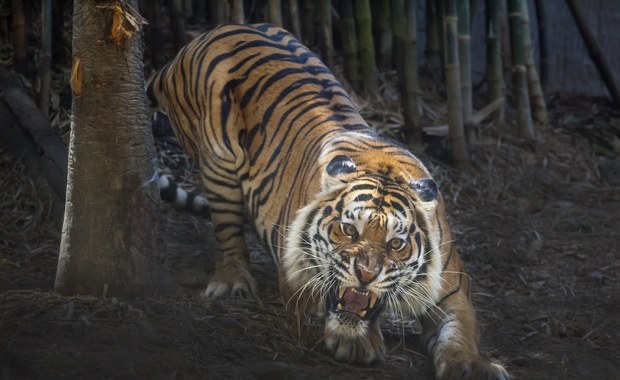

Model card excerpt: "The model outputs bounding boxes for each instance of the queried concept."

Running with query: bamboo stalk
[11,0,27,75]
[485,0,504,124]
[457,0,473,142]
[402,0,420,142]
[391,0,405,75]
[566,0,620,107]
[318,0,334,68]
[533,0,548,88]
[356,0,379,96]
[425,0,442,77]
[268,0,283,27]
[443,0,469,168]
[230,0,245,24]
[168,0,187,51]
[508,0,534,139]
[301,0,314,47]
[340,0,360,91]
[521,0,548,124]
[376,1,392,70]
[288,0,302,39]
[39,0,52,116]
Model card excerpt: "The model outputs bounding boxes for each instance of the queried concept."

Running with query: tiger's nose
[354,255,382,284]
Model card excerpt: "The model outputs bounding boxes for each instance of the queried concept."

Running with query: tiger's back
[148,24,509,380]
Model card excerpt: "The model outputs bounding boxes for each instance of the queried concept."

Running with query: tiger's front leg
[422,257,509,380]
[202,181,258,300]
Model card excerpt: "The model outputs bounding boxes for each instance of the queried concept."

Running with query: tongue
[342,288,369,314]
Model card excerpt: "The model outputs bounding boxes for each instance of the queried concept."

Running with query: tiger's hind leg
[200,166,258,301]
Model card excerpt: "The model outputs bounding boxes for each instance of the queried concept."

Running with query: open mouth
[329,286,383,320]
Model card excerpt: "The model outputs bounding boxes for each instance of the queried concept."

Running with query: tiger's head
[282,153,445,364]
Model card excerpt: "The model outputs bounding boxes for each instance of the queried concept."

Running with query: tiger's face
[282,155,444,364]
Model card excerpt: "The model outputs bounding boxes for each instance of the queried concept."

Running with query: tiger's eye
[341,223,357,237]
[389,238,406,251]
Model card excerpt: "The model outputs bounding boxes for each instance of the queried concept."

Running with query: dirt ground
[1,88,619,380]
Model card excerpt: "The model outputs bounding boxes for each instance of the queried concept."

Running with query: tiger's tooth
[369,292,378,308]
[358,310,367,318]
[337,303,343,311]
[338,287,346,299]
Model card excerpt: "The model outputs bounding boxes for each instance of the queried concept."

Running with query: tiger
[147,23,509,380]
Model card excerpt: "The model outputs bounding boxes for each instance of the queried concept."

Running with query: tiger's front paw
[323,312,385,364]
[203,263,258,300]
[437,355,510,380]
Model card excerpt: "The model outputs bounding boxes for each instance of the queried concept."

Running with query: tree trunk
[507,0,534,139]
[457,0,474,142]
[55,0,171,297]
[142,0,166,69]
[391,0,405,76]
[340,0,360,91]
[401,0,420,143]
[521,0,548,124]
[11,0,28,75]
[425,0,443,77]
[301,0,315,48]
[443,0,469,168]
[168,0,188,52]
[485,0,504,124]
[317,0,334,68]
[356,0,378,96]
[376,1,392,70]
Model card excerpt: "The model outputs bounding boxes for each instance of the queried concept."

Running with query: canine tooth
[337,303,343,311]
[369,292,378,308]
[358,310,367,318]
[338,287,346,299]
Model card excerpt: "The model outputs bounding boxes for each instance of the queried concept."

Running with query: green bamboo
[485,0,504,124]
[521,0,548,124]
[356,0,379,96]
[340,0,360,91]
[443,0,469,168]
[318,0,334,68]
[376,1,393,70]
[402,0,420,142]
[457,0,473,142]
[508,0,534,139]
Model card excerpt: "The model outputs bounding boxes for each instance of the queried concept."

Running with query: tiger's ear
[322,155,357,191]
[409,178,438,202]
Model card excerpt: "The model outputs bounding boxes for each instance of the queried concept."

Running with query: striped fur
[147,24,508,379]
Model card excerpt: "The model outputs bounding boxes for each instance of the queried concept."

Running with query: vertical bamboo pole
[268,0,283,27]
[39,0,52,116]
[508,0,534,139]
[302,0,314,47]
[168,0,187,51]
[376,1,392,70]
[356,0,379,96]
[443,0,469,168]
[457,0,473,142]
[485,0,504,124]
[288,0,302,39]
[11,0,27,75]
[521,0,548,124]
[533,0,548,89]
[340,0,360,91]
[391,0,405,75]
[402,0,420,142]
[425,0,442,76]
[318,0,334,68]
[230,0,245,24]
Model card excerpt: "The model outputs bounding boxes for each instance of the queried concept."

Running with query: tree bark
[443,0,469,168]
[55,0,171,297]
[508,0,534,139]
